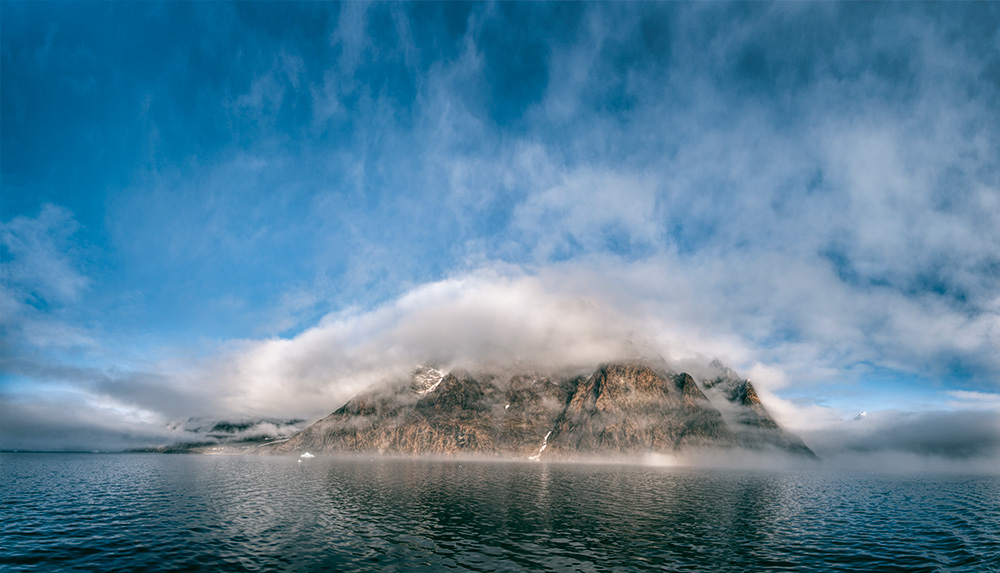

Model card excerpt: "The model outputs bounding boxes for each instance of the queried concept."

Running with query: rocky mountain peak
[411,365,446,395]
[265,359,817,460]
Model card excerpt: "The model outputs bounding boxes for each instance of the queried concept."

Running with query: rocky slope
[264,360,816,460]
[700,360,816,457]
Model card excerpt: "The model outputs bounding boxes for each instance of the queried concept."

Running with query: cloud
[1,204,88,306]
[512,167,661,260]
[3,3,999,457]
[946,391,1000,412]
[183,251,998,425]
[3,260,999,460]
[1,205,96,351]
[203,269,642,419]
[0,390,176,452]
[803,410,1000,463]
[87,2,1000,362]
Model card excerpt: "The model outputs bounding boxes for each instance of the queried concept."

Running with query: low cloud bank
[799,410,1000,473]
[0,393,306,452]
[805,410,1000,459]
[0,393,181,452]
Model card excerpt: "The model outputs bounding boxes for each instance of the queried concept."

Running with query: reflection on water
[2,453,998,571]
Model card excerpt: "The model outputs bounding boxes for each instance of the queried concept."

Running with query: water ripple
[2,454,999,571]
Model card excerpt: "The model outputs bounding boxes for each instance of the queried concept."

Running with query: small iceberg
[300,452,315,458]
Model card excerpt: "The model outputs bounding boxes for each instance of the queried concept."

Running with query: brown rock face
[498,373,579,456]
[547,364,735,454]
[265,360,817,460]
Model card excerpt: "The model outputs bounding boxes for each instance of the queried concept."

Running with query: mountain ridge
[263,359,816,461]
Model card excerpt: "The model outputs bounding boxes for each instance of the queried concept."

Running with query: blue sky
[2,2,999,453]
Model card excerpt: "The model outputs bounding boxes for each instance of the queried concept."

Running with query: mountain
[133,418,306,454]
[700,360,816,457]
[264,359,816,460]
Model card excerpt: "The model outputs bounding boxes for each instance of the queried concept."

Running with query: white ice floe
[300,452,315,458]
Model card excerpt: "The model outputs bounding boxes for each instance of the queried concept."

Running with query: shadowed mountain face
[265,361,816,460]
[701,360,816,458]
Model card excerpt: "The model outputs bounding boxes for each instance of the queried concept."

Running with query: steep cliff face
[266,360,816,460]
[547,364,736,455]
[499,373,579,457]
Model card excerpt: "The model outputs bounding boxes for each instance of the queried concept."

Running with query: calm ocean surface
[2,453,998,572]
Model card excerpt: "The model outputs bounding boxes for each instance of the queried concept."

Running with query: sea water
[2,453,998,571]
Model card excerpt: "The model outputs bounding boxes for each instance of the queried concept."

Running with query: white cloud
[1,205,96,352]
[946,391,1000,412]
[1,204,89,306]
[188,252,999,426]
[512,168,661,259]
[204,269,642,419]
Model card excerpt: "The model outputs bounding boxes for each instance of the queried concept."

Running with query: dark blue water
[2,454,998,572]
